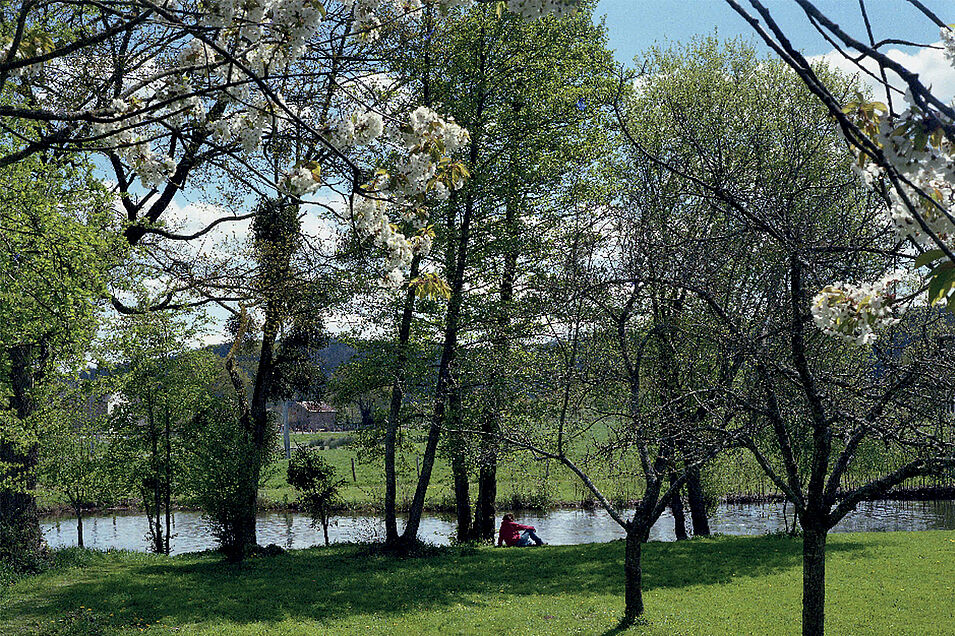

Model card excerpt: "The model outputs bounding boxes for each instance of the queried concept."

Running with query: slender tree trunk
[322,518,329,546]
[400,292,463,543]
[448,401,472,542]
[451,453,471,541]
[154,480,163,553]
[164,409,172,555]
[384,257,421,546]
[471,174,520,542]
[401,187,475,544]
[669,479,688,541]
[623,524,646,624]
[473,462,497,541]
[0,344,43,566]
[400,110,482,544]
[802,524,828,636]
[76,508,84,549]
[447,348,471,541]
[685,466,710,536]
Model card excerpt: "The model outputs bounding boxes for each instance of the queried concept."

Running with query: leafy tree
[0,145,116,567]
[375,0,617,547]
[181,396,260,559]
[105,310,218,555]
[618,35,955,634]
[38,381,119,548]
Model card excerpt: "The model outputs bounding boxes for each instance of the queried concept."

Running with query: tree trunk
[164,409,172,556]
[0,344,43,566]
[385,257,421,546]
[401,134,480,545]
[76,509,84,549]
[685,466,710,536]
[669,481,688,541]
[154,481,164,554]
[322,518,330,546]
[472,462,497,541]
[448,373,472,542]
[470,173,520,542]
[623,525,645,624]
[451,449,471,541]
[802,525,828,636]
[235,301,282,556]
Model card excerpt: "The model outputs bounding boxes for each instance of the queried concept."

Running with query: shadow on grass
[2,534,864,631]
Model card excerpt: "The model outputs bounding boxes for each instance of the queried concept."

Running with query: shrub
[287,448,344,546]
[183,403,269,560]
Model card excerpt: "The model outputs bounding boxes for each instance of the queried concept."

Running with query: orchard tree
[619,37,955,636]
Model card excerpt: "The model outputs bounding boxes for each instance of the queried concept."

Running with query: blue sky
[596,0,952,63]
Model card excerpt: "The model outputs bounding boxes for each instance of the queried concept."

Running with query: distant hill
[204,339,357,376]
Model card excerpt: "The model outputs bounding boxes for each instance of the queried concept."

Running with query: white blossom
[811,271,904,345]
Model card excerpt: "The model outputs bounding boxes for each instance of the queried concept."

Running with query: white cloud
[812,41,955,105]
[163,197,251,252]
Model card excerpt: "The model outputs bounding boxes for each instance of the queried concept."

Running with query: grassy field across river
[2,531,953,635]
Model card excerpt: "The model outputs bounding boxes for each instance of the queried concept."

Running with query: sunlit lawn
[3,531,954,635]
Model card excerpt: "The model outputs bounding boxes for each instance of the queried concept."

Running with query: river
[40,499,955,555]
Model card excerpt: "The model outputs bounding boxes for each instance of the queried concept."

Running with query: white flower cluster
[282,163,323,196]
[345,105,468,283]
[811,271,904,346]
[391,105,470,201]
[331,110,385,148]
[850,97,955,250]
[504,0,580,19]
[353,195,432,275]
[942,27,955,67]
[91,100,178,189]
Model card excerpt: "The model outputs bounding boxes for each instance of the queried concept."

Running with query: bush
[183,403,270,560]
[287,448,344,546]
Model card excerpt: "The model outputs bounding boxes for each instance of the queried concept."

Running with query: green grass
[37,430,955,513]
[3,531,954,634]
[260,432,652,510]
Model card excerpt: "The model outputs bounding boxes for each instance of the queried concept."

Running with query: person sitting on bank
[497,513,545,547]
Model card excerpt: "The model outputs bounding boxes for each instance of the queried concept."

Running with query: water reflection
[41,499,955,555]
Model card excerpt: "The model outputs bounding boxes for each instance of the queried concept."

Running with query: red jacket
[498,519,534,546]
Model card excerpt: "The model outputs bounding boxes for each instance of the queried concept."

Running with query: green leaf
[927,267,955,306]
[914,249,946,269]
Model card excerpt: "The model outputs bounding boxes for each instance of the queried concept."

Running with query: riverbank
[4,531,953,634]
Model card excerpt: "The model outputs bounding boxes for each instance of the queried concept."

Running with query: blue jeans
[516,529,543,546]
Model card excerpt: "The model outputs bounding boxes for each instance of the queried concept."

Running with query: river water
[40,500,955,555]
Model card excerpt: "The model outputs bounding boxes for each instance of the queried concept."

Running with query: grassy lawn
[260,433,652,510]
[3,531,954,635]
